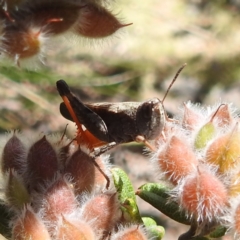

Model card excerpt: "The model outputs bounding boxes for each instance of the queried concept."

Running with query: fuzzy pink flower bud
[210,104,233,127]
[112,225,147,240]
[64,149,109,193]
[157,135,198,184]
[40,177,77,223]
[182,103,203,130]
[56,216,95,240]
[82,192,121,234]
[179,168,228,222]
[12,206,51,240]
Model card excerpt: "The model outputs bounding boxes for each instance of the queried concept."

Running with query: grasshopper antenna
[162,63,187,103]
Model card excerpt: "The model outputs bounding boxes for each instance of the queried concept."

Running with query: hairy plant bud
[157,135,198,184]
[112,225,148,240]
[40,177,77,223]
[194,122,215,149]
[58,141,72,170]
[56,216,95,240]
[182,103,203,130]
[232,203,240,239]
[5,170,30,210]
[229,173,240,197]
[206,129,240,174]
[1,25,44,64]
[74,2,131,38]
[26,135,58,191]
[64,149,96,193]
[210,104,233,127]
[82,192,121,234]
[1,132,26,174]
[20,1,81,35]
[194,104,233,150]
[0,0,131,66]
[12,206,51,240]
[179,168,228,222]
[64,149,109,193]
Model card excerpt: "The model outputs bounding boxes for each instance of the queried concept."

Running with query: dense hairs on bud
[0,16,51,65]
[25,135,58,191]
[181,102,204,131]
[229,173,240,197]
[64,149,111,193]
[56,216,96,240]
[81,191,122,235]
[12,205,51,240]
[112,225,148,240]
[176,167,228,222]
[37,176,77,223]
[1,131,26,175]
[5,170,30,210]
[17,0,82,34]
[64,149,96,193]
[74,2,131,38]
[0,0,131,65]
[233,204,240,239]
[206,127,240,174]
[155,134,198,185]
[2,26,41,59]
[209,104,233,128]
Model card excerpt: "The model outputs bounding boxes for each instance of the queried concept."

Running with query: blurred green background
[0,0,240,132]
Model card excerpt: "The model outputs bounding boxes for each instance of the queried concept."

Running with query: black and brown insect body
[56,80,165,155]
[56,64,186,156]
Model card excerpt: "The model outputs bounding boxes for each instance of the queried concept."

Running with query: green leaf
[142,217,165,240]
[136,183,190,225]
[209,225,227,238]
[111,167,142,223]
[142,217,157,227]
[146,225,165,240]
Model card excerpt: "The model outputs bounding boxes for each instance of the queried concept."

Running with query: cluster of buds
[0,0,131,66]
[2,97,240,239]
[138,101,240,239]
[0,131,164,240]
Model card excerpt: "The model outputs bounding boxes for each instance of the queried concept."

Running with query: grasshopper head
[136,98,165,140]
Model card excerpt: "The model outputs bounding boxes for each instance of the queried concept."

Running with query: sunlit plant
[0,1,240,240]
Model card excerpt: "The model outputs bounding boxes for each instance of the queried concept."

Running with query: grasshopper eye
[142,102,153,119]
[138,99,160,120]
